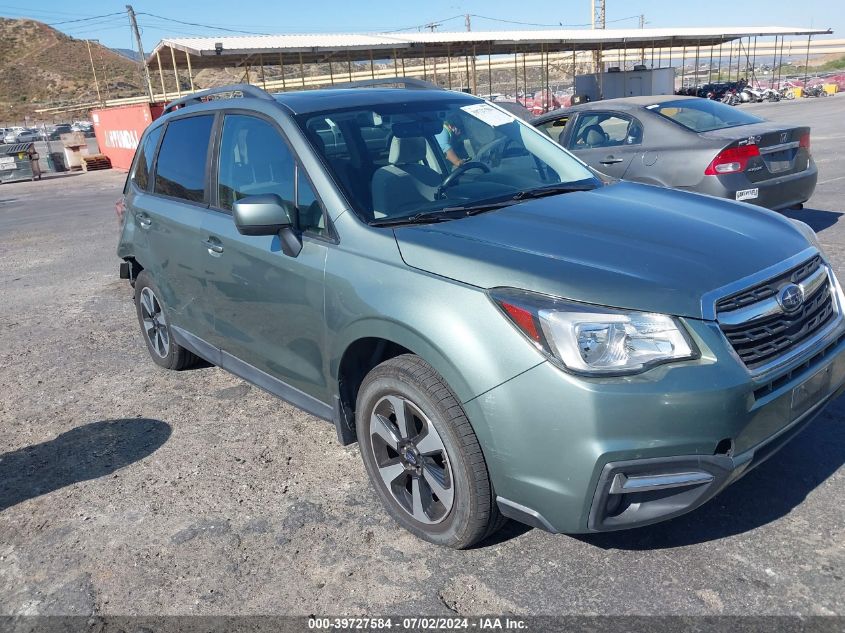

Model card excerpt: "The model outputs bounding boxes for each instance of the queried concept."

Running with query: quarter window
[536,116,570,144]
[131,125,162,191]
[154,115,214,203]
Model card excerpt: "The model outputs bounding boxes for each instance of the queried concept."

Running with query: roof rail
[163,84,274,114]
[329,77,441,90]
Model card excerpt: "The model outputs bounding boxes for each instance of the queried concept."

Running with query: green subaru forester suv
[118,82,845,548]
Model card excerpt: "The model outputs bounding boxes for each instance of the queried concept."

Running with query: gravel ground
[0,96,843,617]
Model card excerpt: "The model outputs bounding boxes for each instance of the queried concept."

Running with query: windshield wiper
[369,211,465,227]
[439,198,519,216]
[511,182,597,200]
[370,198,517,226]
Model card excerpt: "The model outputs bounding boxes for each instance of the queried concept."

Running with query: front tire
[134,271,198,370]
[356,354,504,549]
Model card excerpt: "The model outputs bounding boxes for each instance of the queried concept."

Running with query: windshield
[296,97,598,224]
[648,98,764,133]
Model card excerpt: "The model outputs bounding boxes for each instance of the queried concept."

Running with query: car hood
[393,182,811,319]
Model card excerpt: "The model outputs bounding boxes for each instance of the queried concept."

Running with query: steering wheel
[436,161,490,198]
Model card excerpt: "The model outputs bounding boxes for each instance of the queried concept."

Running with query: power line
[48,12,125,26]
[136,12,269,35]
[468,13,640,28]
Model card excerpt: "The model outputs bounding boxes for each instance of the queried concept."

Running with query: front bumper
[464,316,845,534]
[692,160,818,211]
[588,374,845,530]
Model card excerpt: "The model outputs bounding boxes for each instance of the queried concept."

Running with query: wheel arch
[331,319,476,446]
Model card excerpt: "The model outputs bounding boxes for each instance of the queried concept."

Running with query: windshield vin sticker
[735,188,759,201]
[461,103,515,126]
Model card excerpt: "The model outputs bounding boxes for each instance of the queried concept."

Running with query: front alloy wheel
[370,395,454,524]
[356,354,504,548]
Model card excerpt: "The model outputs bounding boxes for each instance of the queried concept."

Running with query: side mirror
[232,194,302,257]
[232,194,292,236]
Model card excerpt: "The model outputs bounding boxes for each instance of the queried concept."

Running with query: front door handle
[137,213,152,229]
[202,237,224,254]
[600,156,625,165]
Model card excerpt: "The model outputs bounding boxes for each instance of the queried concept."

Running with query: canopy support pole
[803,34,812,88]
[279,53,286,90]
[447,45,452,89]
[185,50,195,92]
[170,46,182,97]
[259,54,267,89]
[299,52,305,88]
[155,51,166,100]
[488,42,493,96]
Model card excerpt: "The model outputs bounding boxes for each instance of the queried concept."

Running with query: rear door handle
[202,237,224,254]
[600,156,625,165]
[137,213,152,228]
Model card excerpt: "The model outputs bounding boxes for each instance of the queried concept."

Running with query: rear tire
[134,271,198,370]
[356,354,505,549]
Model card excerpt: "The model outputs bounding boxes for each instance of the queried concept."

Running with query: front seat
[371,137,442,217]
[578,124,608,148]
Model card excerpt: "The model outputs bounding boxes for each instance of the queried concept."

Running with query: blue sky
[0,1,839,51]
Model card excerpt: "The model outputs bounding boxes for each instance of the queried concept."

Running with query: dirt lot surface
[1,97,843,617]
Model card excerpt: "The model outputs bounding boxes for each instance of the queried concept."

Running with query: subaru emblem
[778,284,804,313]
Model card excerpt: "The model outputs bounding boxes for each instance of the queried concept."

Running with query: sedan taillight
[704,144,760,175]
[799,131,811,150]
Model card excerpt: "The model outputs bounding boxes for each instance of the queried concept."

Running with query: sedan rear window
[648,98,764,133]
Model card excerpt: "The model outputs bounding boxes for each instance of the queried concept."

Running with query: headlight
[491,288,697,376]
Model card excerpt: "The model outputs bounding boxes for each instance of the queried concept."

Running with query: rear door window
[153,115,214,203]
[569,112,643,149]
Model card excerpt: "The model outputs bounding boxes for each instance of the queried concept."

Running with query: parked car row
[0,121,95,144]
[116,81,839,549]
[532,95,816,211]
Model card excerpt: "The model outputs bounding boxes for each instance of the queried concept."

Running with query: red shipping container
[91,102,164,171]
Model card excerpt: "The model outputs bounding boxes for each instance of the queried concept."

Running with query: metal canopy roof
[149,26,833,69]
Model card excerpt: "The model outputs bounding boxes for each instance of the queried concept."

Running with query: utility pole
[85,39,102,103]
[466,14,477,94]
[639,15,646,65]
[126,4,154,101]
[591,0,606,73]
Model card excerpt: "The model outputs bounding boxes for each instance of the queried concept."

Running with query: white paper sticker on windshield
[460,103,515,126]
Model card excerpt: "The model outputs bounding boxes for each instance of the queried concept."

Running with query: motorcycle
[721,88,741,106]
[760,88,781,102]
[741,87,764,103]
[779,86,796,100]
[803,85,828,98]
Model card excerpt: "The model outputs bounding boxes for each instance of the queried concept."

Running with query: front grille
[717,256,836,370]
[715,255,822,312]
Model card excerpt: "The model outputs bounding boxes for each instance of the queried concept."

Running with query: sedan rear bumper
[692,161,818,211]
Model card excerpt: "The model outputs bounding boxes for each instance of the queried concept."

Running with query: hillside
[0,17,144,124]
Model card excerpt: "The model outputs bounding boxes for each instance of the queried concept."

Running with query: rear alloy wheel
[357,354,504,548]
[134,271,198,371]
